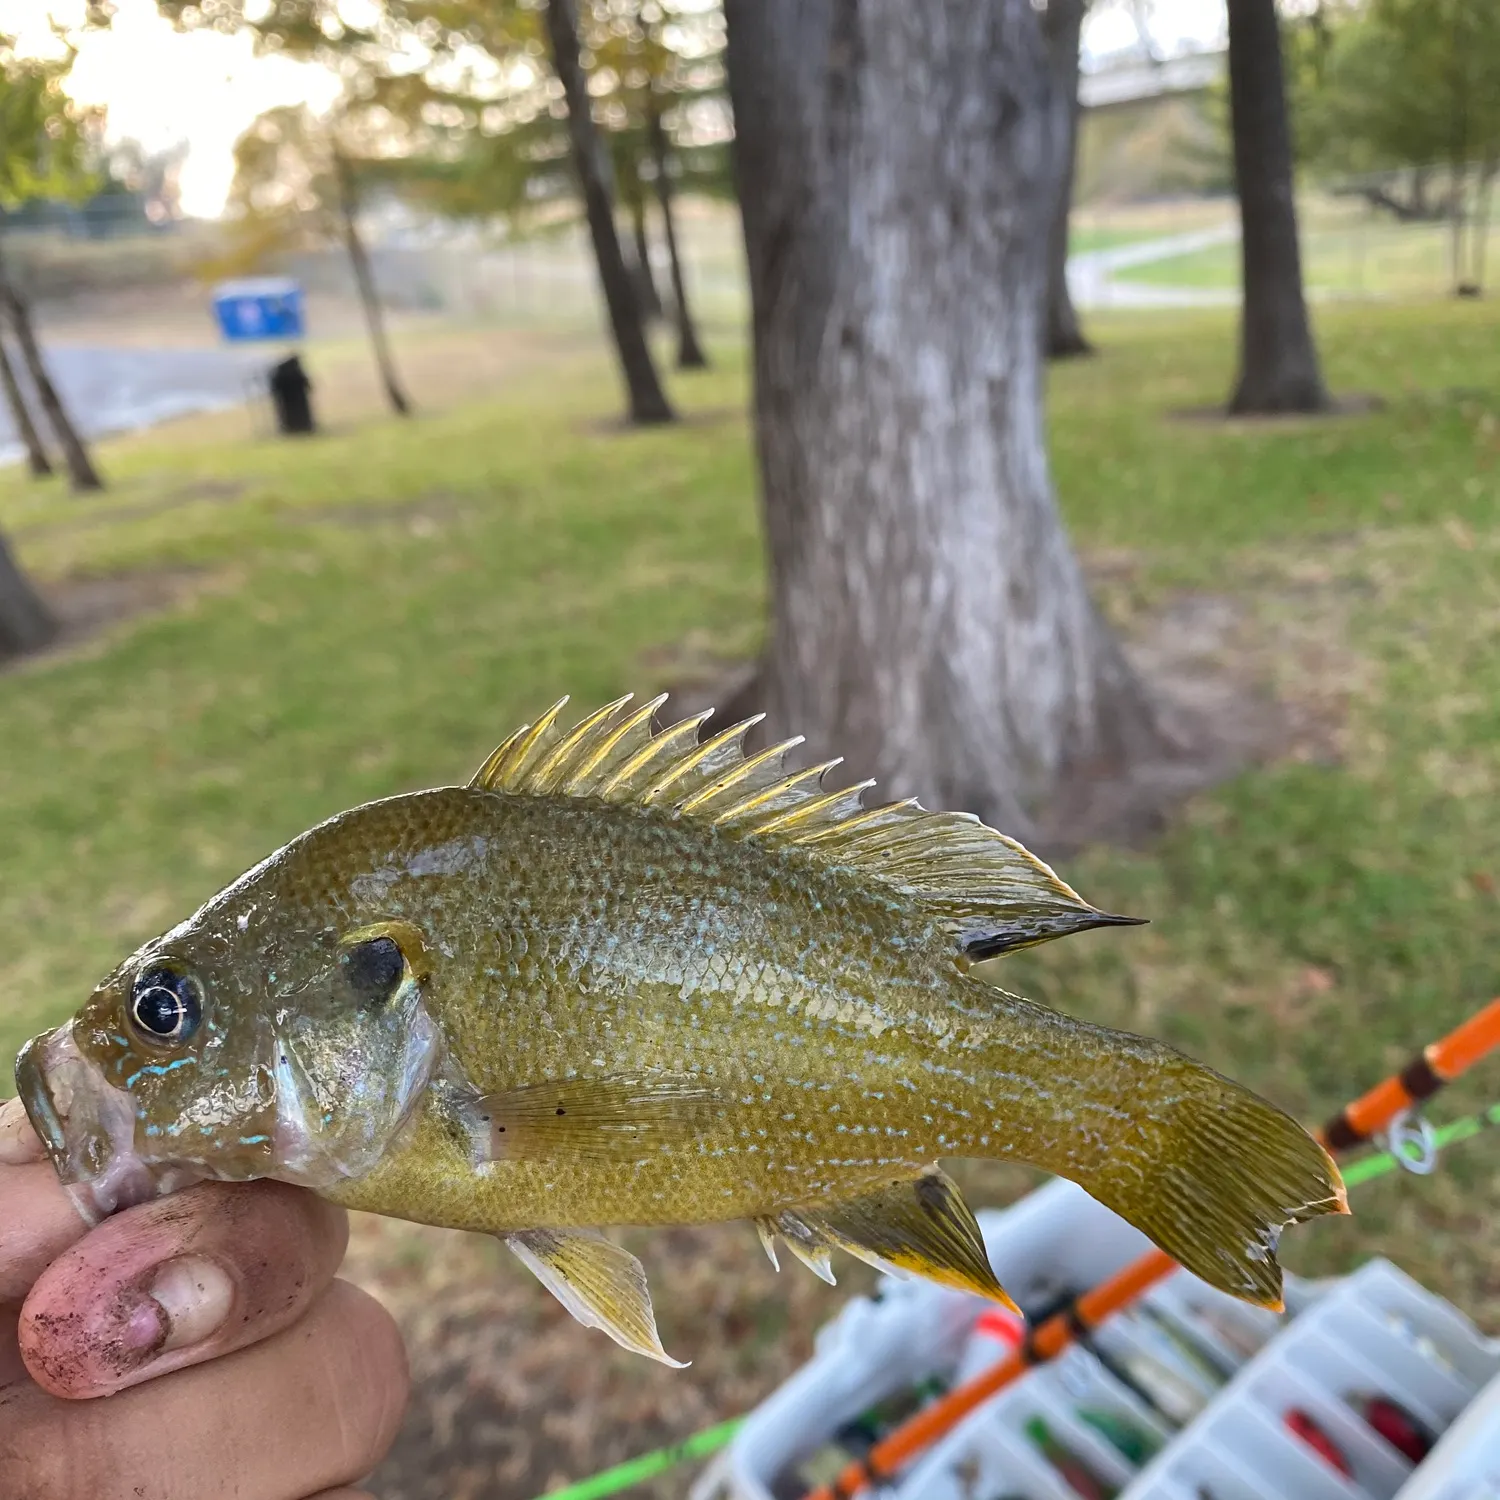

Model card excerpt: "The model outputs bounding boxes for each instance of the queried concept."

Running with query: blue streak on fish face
[26,806,451,1210]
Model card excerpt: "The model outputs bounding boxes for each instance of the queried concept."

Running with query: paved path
[1068,224,1240,309]
[0,344,261,468]
[0,227,1244,468]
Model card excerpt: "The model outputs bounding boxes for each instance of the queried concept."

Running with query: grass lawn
[2,296,1499,1494]
[1119,212,1487,299]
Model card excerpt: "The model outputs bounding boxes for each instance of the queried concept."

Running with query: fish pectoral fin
[773,1169,1020,1313]
[468,1074,725,1164]
[504,1227,688,1368]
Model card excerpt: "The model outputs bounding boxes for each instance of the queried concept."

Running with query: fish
[14,692,1348,1365]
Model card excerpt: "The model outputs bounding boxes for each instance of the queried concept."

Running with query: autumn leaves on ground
[2,300,1498,1497]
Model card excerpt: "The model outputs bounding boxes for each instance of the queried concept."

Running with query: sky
[2,0,1228,219]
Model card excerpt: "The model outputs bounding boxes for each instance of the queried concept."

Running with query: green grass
[1120,215,1487,299]
[3,296,1500,1324]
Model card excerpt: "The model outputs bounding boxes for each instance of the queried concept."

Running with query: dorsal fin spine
[711,758,843,827]
[566,693,668,793]
[678,736,806,816]
[528,695,634,792]
[467,694,1131,953]
[641,714,765,804]
[597,711,711,798]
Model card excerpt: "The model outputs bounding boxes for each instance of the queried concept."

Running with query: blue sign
[212,277,306,342]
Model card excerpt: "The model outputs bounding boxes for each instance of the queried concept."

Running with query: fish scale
[16,691,1347,1366]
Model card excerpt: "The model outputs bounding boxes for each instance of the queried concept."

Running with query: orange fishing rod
[803,996,1500,1500]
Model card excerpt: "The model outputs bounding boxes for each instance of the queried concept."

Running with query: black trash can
[268,354,316,435]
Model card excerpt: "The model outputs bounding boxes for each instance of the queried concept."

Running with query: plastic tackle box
[690,1180,1499,1500]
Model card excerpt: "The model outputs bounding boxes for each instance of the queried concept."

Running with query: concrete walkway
[1069,223,1240,309]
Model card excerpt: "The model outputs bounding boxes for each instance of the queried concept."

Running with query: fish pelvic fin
[767,1169,1020,1312]
[971,984,1348,1310]
[504,1227,687,1367]
[469,693,1135,958]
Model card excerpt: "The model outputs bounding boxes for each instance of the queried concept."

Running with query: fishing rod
[801,995,1500,1500]
[533,1084,1500,1500]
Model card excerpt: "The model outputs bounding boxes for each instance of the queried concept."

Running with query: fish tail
[960,980,1347,1309]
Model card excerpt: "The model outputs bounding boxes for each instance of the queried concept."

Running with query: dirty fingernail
[148,1256,235,1353]
[0,1098,44,1165]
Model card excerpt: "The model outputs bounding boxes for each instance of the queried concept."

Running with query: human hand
[0,1096,409,1500]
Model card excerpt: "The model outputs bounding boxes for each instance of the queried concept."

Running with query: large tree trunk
[333,154,412,417]
[544,0,674,426]
[0,244,103,491]
[0,330,53,478]
[0,527,57,658]
[1042,0,1092,360]
[647,100,709,370]
[722,0,1166,835]
[1225,0,1330,414]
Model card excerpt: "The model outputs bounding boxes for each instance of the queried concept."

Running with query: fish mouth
[14,1022,206,1225]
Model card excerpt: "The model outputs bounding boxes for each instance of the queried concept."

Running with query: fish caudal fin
[758,1168,1020,1312]
[970,985,1347,1310]
[504,1227,687,1367]
[1108,1079,1347,1309]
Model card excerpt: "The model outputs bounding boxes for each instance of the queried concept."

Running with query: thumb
[0,1097,91,1307]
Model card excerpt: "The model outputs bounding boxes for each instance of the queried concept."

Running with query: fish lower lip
[13,1022,195,1225]
[14,1032,71,1175]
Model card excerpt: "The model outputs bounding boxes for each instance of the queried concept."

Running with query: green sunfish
[15,693,1347,1363]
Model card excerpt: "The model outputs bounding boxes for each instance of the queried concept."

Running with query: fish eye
[341,935,406,1008]
[130,966,203,1045]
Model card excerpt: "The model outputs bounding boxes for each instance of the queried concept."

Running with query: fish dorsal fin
[469,693,1138,955]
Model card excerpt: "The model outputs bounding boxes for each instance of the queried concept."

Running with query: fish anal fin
[777,1169,1019,1313]
[467,695,1130,958]
[505,1228,687,1367]
[467,1074,725,1164]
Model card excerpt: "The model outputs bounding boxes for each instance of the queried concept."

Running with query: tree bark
[647,99,709,370]
[0,330,53,478]
[1225,0,1330,414]
[544,0,675,425]
[0,526,57,659]
[627,185,663,321]
[1041,0,1092,360]
[333,153,412,417]
[722,0,1166,835]
[0,243,103,491]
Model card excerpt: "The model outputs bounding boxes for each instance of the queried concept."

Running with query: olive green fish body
[16,692,1348,1365]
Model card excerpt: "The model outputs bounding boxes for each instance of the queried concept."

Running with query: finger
[20,1179,349,1399]
[0,1110,92,1307]
[0,1096,46,1166]
[0,1306,24,1387]
[0,1280,409,1500]
[305,1492,378,1500]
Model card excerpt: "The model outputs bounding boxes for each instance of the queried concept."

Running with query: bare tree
[0,245,102,491]
[1227,0,1330,413]
[647,98,709,370]
[624,170,664,321]
[331,149,412,416]
[545,0,674,425]
[0,330,52,477]
[1042,0,1093,359]
[0,527,56,658]
[723,0,1167,836]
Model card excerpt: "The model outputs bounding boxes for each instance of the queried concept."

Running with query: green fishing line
[536,1417,745,1500]
[532,1098,1500,1500]
[1340,1101,1500,1187]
